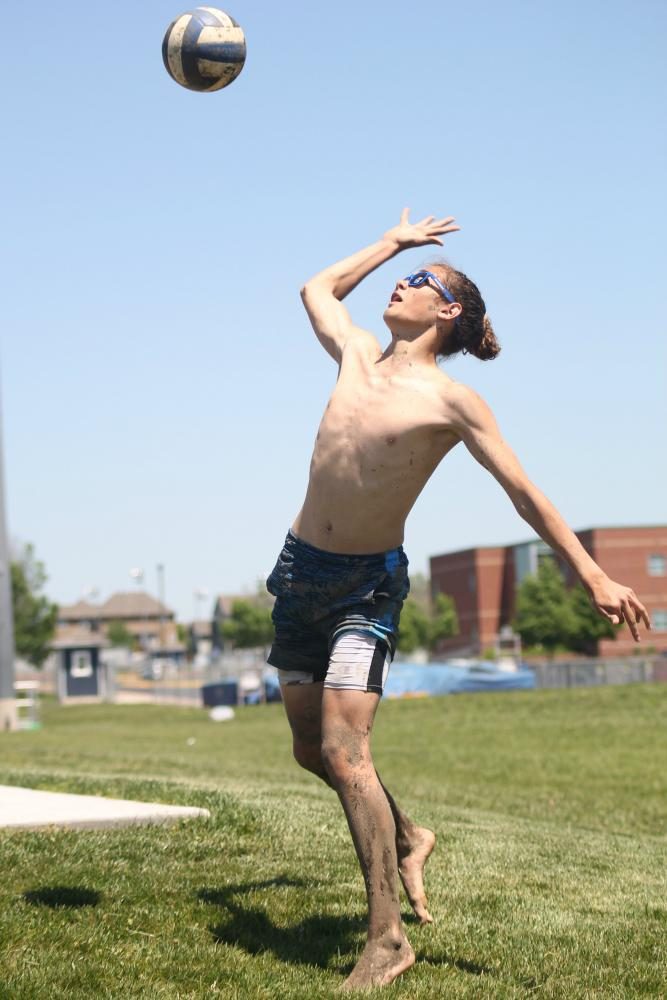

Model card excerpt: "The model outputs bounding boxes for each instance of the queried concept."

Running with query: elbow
[300,277,335,301]
[510,484,536,518]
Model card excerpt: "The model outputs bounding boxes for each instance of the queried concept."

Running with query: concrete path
[0,785,210,831]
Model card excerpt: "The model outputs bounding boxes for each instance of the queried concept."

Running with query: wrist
[379,235,402,255]
[582,567,608,592]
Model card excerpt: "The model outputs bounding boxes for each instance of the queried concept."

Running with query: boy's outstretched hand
[587,575,652,641]
[384,208,461,250]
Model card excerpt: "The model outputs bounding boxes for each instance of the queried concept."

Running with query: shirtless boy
[265,210,651,991]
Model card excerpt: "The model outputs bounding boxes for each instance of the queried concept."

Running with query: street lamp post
[0,381,17,732]
[129,567,145,652]
[157,563,166,650]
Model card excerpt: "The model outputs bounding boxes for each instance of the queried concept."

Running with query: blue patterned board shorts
[266,529,410,694]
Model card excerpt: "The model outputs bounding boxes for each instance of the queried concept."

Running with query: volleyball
[162,7,246,92]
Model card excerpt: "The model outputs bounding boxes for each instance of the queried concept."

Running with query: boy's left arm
[449,386,651,641]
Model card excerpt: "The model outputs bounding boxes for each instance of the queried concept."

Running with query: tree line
[12,544,623,667]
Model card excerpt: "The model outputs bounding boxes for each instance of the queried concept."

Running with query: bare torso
[292,333,462,552]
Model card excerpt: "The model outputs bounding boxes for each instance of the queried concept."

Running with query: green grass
[1,685,666,998]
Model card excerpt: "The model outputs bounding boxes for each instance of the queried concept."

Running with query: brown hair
[427,259,501,361]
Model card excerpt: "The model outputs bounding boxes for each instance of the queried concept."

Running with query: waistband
[286,529,406,567]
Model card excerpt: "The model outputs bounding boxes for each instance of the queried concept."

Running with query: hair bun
[473,314,501,361]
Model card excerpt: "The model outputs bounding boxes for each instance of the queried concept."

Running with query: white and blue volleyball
[162,7,246,92]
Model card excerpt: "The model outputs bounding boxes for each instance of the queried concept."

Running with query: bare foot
[396,826,436,925]
[339,932,415,991]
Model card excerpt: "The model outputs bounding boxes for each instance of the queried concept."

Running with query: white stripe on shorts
[276,631,392,693]
[326,631,390,693]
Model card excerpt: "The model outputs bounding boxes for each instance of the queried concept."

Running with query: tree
[512,557,574,657]
[222,599,274,649]
[406,572,431,613]
[396,598,431,653]
[107,620,135,648]
[428,593,458,651]
[397,592,459,654]
[10,543,58,668]
[565,581,619,656]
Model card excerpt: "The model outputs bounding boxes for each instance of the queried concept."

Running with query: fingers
[631,594,651,630]
[424,215,459,232]
[620,598,640,641]
[635,602,652,631]
[597,583,652,641]
[400,207,410,224]
[411,213,460,234]
[614,596,651,641]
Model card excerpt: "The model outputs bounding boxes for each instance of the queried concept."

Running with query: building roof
[98,592,172,619]
[59,592,174,621]
[58,600,101,621]
[50,625,110,650]
[432,524,667,560]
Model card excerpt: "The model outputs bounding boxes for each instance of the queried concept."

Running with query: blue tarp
[262,662,535,701]
[383,661,536,697]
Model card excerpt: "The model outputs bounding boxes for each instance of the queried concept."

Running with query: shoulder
[340,328,382,362]
[437,378,496,432]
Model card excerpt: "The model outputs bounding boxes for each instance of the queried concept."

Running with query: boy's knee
[321,729,371,782]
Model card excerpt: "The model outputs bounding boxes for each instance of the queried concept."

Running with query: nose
[396,278,408,290]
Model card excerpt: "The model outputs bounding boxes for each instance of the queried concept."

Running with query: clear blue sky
[3,0,665,623]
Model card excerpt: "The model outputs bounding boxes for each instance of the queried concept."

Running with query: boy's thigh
[280,677,325,746]
[321,684,382,745]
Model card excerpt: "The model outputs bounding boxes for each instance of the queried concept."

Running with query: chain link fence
[529,655,664,689]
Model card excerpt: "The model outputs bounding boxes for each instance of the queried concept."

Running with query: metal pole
[157,563,165,649]
[0,372,17,732]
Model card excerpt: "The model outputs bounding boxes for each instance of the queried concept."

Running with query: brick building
[430,525,667,658]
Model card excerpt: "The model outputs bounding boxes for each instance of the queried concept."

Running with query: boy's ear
[437,301,462,323]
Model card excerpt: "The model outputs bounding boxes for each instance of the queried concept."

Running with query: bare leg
[282,681,435,925]
[320,687,415,990]
[378,775,435,925]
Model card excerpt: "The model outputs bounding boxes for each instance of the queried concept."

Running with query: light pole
[0,376,17,731]
[157,563,166,650]
[193,586,209,623]
[129,567,145,653]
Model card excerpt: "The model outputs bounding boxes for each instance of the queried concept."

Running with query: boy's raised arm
[301,209,460,362]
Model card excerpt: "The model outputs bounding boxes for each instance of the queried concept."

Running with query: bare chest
[315,366,456,472]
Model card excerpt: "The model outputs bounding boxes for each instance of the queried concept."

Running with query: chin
[382,310,398,332]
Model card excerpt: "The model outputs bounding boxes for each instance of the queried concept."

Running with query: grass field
[1,685,666,998]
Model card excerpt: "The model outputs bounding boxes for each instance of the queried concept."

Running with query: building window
[648,554,666,577]
[651,611,667,632]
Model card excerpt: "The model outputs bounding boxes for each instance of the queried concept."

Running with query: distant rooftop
[58,591,173,621]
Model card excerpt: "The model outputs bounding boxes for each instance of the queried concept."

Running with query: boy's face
[383,268,450,332]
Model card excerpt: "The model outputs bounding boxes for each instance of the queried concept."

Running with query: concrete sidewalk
[0,785,210,831]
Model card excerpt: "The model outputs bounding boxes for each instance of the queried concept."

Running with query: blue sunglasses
[404,270,458,306]
[404,270,460,329]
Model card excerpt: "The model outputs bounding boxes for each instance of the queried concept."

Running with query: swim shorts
[266,529,410,694]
